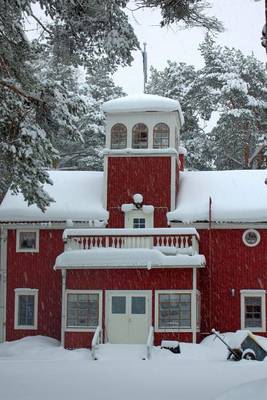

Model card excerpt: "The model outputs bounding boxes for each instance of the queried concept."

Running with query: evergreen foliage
[198,35,267,169]
[146,61,211,170]
[0,0,221,209]
[146,37,267,170]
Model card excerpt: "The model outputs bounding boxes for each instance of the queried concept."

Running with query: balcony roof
[54,248,205,270]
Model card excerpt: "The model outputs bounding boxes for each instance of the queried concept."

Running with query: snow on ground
[0,335,267,400]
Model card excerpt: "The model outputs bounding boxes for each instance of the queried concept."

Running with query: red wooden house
[0,94,266,349]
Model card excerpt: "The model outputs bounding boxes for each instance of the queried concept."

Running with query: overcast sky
[114,0,266,95]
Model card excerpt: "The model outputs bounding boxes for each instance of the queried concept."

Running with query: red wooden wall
[6,229,63,341]
[65,268,193,348]
[198,228,267,339]
[107,156,172,228]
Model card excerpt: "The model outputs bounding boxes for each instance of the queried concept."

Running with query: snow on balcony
[55,228,204,269]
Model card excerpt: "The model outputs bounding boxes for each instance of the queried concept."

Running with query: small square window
[131,297,146,314]
[112,296,126,314]
[16,230,39,252]
[15,289,38,330]
[133,218,146,229]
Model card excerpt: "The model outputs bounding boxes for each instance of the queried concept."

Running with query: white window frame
[242,229,261,247]
[110,123,127,149]
[16,229,39,253]
[240,289,266,332]
[153,122,170,149]
[155,290,194,333]
[65,290,102,332]
[125,210,153,229]
[14,288,38,330]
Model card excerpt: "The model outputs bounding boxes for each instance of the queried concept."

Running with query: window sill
[14,325,37,330]
[243,327,266,332]
[155,328,195,333]
[65,328,98,333]
[16,249,39,253]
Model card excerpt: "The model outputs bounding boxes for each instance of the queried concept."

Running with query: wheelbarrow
[211,329,267,361]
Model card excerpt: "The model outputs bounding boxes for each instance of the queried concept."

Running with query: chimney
[178,146,187,171]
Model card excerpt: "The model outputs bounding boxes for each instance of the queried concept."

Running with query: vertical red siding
[107,156,172,228]
[6,229,63,341]
[199,229,267,338]
[65,268,193,347]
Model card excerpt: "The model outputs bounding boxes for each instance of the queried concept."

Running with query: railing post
[146,326,154,360]
[91,326,102,360]
[192,236,199,254]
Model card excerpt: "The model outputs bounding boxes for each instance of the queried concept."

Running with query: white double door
[106,291,151,344]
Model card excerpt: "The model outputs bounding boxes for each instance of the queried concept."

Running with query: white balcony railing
[146,326,154,360]
[91,326,102,360]
[63,228,199,254]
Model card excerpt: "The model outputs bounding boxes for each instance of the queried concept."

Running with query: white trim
[0,222,107,230]
[103,154,108,210]
[16,229,39,253]
[192,268,197,343]
[242,229,261,247]
[0,227,7,342]
[124,209,154,229]
[170,222,267,229]
[105,290,152,343]
[240,290,266,332]
[103,150,177,157]
[155,289,198,333]
[170,155,176,211]
[65,290,102,332]
[61,270,67,346]
[14,288,38,330]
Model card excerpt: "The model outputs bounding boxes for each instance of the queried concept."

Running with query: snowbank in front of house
[216,378,267,400]
[0,170,108,223]
[167,169,267,223]
[1,334,267,400]
[0,336,89,360]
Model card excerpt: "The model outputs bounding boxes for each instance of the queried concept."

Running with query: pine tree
[0,0,222,209]
[198,35,267,169]
[146,61,211,170]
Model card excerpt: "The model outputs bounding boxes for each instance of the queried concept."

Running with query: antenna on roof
[142,42,148,93]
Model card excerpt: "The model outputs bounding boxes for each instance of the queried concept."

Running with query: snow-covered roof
[0,171,108,223]
[168,170,267,223]
[54,248,205,269]
[102,94,184,125]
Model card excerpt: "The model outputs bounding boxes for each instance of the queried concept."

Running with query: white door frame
[105,290,152,344]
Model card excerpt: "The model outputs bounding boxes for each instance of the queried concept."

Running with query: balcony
[63,228,200,255]
[54,228,205,270]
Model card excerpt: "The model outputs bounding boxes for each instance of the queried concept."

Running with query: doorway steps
[92,343,150,361]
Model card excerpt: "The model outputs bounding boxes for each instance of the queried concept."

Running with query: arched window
[111,124,127,149]
[132,123,148,149]
[153,123,170,149]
